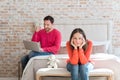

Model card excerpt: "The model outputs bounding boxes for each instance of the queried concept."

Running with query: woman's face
[72,32,84,47]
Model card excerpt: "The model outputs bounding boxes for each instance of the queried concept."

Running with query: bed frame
[19,19,113,80]
[55,19,113,53]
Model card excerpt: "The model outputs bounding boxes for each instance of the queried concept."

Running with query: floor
[0,77,18,80]
[0,77,107,80]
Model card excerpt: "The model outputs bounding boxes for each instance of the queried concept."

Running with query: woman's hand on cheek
[71,39,77,49]
[79,38,86,49]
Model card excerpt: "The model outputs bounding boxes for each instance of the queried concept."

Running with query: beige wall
[0,0,120,77]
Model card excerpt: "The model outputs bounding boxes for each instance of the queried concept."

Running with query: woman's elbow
[70,61,78,65]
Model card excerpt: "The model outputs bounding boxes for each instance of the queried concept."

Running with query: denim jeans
[66,62,94,80]
[21,51,52,71]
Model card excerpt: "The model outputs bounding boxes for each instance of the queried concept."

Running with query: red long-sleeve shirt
[32,29,61,54]
[66,40,93,65]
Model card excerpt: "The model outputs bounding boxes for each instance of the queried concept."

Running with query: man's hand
[35,26,41,32]
[34,23,41,32]
[40,48,44,52]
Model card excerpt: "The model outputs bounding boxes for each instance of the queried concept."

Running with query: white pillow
[60,41,66,47]
[59,41,111,54]
[92,40,110,53]
[58,41,67,54]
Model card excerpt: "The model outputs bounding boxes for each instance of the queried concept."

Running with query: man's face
[44,20,53,32]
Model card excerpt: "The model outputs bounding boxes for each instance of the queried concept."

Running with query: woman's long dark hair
[69,28,88,51]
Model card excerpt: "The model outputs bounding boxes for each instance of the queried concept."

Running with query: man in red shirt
[21,15,61,71]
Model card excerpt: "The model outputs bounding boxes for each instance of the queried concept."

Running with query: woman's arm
[66,41,79,65]
[78,40,93,64]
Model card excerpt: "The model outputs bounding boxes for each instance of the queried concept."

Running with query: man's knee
[21,55,29,62]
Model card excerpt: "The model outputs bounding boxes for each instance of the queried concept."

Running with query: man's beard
[45,28,51,32]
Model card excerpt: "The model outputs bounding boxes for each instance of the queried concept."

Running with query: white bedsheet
[21,53,120,80]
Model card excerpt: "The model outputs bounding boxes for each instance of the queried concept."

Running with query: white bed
[21,54,120,80]
[21,19,120,80]
[55,19,113,54]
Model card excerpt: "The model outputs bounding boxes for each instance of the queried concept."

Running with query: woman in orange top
[66,28,94,80]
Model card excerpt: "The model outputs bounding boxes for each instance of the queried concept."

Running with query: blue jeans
[21,51,52,71]
[66,62,94,80]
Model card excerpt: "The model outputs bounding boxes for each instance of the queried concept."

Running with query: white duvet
[21,53,120,80]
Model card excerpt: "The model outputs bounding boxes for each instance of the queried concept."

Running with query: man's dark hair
[44,15,54,24]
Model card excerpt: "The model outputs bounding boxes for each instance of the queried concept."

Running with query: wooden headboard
[54,19,113,53]
[55,19,112,42]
